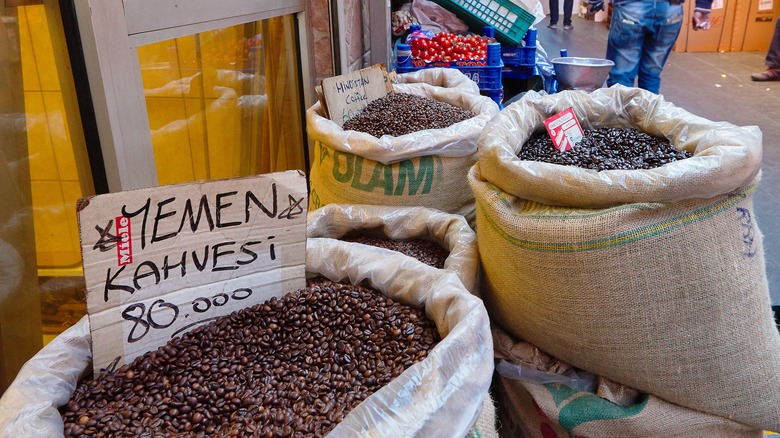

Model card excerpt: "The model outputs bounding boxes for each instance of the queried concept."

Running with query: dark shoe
[547,22,557,28]
[751,68,780,81]
[563,24,574,30]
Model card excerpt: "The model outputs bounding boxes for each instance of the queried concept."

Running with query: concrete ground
[524,14,780,308]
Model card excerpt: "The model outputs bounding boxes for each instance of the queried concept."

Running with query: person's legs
[549,0,560,26]
[765,18,780,68]
[563,0,574,27]
[606,1,648,88]
[636,0,683,93]
[752,16,780,79]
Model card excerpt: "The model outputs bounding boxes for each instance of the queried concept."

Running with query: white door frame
[74,0,315,191]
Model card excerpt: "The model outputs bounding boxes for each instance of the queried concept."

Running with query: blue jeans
[766,18,780,68]
[606,0,683,93]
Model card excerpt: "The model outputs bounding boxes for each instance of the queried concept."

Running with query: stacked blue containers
[395,27,504,106]
[502,27,540,80]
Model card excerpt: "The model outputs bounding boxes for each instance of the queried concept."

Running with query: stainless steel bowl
[552,57,615,92]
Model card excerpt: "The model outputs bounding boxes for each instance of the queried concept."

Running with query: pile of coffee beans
[342,237,449,269]
[519,127,692,171]
[61,277,439,437]
[342,92,475,137]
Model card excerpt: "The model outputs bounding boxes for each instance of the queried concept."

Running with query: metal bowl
[552,57,615,92]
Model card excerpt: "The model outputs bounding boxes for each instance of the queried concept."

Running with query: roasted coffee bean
[342,92,475,137]
[518,127,692,171]
[342,237,449,269]
[61,277,439,437]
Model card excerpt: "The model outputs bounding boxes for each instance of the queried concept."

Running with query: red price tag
[544,108,584,152]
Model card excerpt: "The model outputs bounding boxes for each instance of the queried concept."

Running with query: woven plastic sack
[308,82,500,225]
[492,327,765,438]
[307,204,478,293]
[396,68,481,95]
[0,238,493,438]
[469,85,780,431]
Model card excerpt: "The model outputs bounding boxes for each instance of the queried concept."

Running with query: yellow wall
[19,5,88,274]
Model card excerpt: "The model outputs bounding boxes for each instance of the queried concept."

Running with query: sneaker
[563,24,574,30]
[751,68,780,81]
[547,23,557,28]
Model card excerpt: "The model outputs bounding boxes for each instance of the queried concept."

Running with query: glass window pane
[1,1,94,392]
[137,15,305,186]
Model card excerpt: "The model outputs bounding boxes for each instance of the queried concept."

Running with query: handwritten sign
[320,63,394,127]
[544,107,584,152]
[77,171,308,375]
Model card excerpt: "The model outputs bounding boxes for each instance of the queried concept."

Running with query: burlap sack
[307,204,478,293]
[308,82,500,224]
[466,394,499,438]
[469,85,780,431]
[0,239,493,438]
[492,327,764,438]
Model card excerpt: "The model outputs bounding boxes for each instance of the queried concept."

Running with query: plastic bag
[309,81,499,164]
[410,0,468,35]
[396,68,481,95]
[509,0,547,26]
[307,204,479,293]
[0,239,493,438]
[478,85,762,207]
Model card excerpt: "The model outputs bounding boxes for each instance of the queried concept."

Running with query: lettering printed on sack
[736,207,757,257]
[330,150,434,196]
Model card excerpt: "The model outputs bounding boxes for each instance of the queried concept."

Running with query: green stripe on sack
[544,383,649,437]
[479,184,756,253]
[466,427,483,438]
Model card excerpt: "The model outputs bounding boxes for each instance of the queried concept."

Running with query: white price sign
[77,171,308,375]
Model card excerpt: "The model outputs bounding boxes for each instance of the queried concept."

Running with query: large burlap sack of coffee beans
[492,327,764,437]
[0,238,493,438]
[308,82,500,224]
[307,203,479,293]
[468,85,780,431]
[396,67,481,95]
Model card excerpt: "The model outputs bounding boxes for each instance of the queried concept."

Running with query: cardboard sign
[544,108,584,152]
[320,64,394,127]
[77,170,308,375]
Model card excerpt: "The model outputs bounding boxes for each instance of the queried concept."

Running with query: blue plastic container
[501,27,537,68]
[480,87,504,108]
[395,39,504,91]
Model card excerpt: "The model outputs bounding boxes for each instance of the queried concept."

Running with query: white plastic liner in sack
[308,81,500,224]
[307,204,479,293]
[469,85,780,431]
[395,68,481,95]
[0,238,493,438]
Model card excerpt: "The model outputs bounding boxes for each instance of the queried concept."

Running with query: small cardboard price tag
[320,63,394,127]
[544,107,584,152]
[77,171,308,375]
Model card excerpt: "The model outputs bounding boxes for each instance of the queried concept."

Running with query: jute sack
[0,239,493,438]
[492,327,764,438]
[308,82,500,225]
[469,85,780,431]
[307,203,479,293]
[396,68,481,95]
[466,393,499,438]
